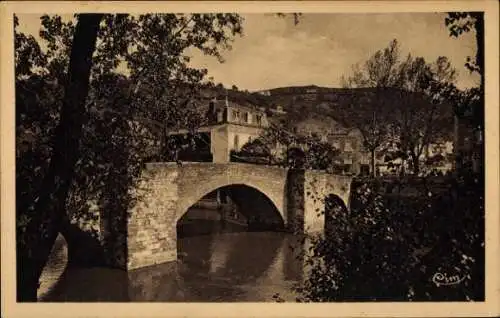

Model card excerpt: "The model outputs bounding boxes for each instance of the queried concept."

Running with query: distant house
[167,95,274,163]
[275,115,369,175]
[164,85,456,175]
[327,129,370,175]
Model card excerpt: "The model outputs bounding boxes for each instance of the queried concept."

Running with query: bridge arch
[122,162,352,271]
[177,183,286,235]
[176,181,286,225]
[324,193,350,238]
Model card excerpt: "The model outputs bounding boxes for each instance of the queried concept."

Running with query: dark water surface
[39,231,304,302]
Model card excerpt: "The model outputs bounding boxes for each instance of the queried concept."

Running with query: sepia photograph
[1,1,499,317]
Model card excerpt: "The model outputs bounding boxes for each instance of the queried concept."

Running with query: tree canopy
[340,39,457,175]
[15,13,244,300]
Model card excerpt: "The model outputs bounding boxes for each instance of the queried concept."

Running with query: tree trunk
[17,14,103,302]
[370,148,376,178]
[411,154,420,176]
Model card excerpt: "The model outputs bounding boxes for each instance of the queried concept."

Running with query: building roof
[218,98,266,114]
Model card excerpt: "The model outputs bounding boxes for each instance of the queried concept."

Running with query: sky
[17,13,480,91]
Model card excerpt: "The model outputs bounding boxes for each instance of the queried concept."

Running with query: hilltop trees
[339,39,402,176]
[390,55,456,175]
[340,39,456,175]
[15,13,243,301]
[292,24,484,303]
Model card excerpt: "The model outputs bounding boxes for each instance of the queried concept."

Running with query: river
[38,229,305,302]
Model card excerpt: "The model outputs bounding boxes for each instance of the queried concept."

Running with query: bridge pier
[286,169,352,235]
[285,169,305,234]
[303,170,351,234]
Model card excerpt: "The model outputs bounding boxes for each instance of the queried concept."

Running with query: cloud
[15,13,480,91]
[189,13,479,91]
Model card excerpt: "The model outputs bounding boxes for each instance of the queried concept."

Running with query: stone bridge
[103,162,352,270]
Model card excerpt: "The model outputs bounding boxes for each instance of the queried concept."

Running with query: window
[343,158,353,164]
[243,112,249,123]
[208,101,215,114]
[232,110,240,121]
[234,135,239,150]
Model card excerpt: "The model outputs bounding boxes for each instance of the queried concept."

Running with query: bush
[294,172,484,302]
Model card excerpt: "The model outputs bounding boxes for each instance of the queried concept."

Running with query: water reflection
[37,233,68,300]
[41,231,304,302]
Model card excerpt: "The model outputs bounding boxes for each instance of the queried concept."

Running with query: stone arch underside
[173,163,288,224]
[177,183,286,233]
[176,181,286,225]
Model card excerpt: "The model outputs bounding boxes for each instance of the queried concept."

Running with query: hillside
[192,84,454,140]
[259,86,454,136]
[256,85,382,128]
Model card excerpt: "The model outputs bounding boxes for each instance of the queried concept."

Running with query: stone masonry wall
[121,162,352,271]
[303,170,352,234]
[211,125,229,163]
[285,169,305,234]
[126,162,288,270]
[127,165,180,270]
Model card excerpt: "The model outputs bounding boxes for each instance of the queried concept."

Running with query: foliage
[248,122,341,170]
[15,13,243,299]
[340,39,457,175]
[303,137,341,171]
[230,138,273,164]
[444,12,484,174]
[240,138,271,156]
[292,172,484,302]
[16,75,62,236]
[338,40,401,176]
[445,12,483,76]
[16,13,104,302]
